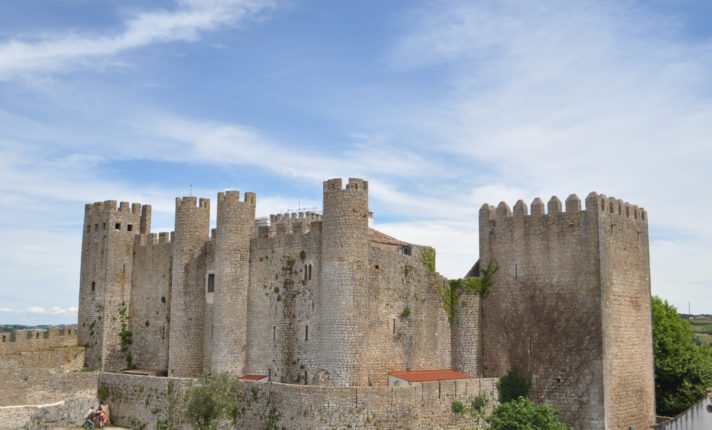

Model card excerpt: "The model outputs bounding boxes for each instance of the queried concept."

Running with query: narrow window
[91,282,96,292]
[305,325,309,341]
[115,223,121,230]
[304,265,308,282]
[122,264,126,274]
[86,225,91,233]
[36,332,40,339]
[161,326,165,340]
[308,264,312,280]
[127,224,133,232]
[67,329,72,336]
[273,326,276,341]
[641,212,646,221]
[2,335,6,342]
[392,318,396,334]
[268,368,272,382]
[102,223,106,230]
[207,274,215,293]
[304,370,308,385]
[94,224,99,232]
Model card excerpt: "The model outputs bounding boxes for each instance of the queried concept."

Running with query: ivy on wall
[438,262,498,324]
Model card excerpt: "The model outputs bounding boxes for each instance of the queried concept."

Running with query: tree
[487,397,569,430]
[652,296,712,416]
[496,368,531,403]
[184,373,244,430]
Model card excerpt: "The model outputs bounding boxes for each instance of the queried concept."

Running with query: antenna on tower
[189,183,193,197]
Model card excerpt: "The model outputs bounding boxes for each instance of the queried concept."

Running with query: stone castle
[72,177,655,429]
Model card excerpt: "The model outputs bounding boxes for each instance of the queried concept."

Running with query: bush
[451,400,464,413]
[487,397,569,430]
[496,368,532,403]
[471,394,487,413]
[184,373,242,430]
[653,296,712,415]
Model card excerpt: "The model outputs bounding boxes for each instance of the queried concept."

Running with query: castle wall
[479,195,605,429]
[245,219,322,384]
[130,233,173,371]
[98,372,499,430]
[211,191,256,374]
[360,245,451,386]
[597,196,655,429]
[0,327,76,355]
[319,178,370,386]
[168,197,210,377]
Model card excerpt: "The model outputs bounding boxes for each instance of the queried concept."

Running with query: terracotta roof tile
[369,228,410,247]
[388,369,474,382]
[241,374,268,381]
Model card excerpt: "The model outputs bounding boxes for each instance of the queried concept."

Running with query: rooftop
[388,369,474,383]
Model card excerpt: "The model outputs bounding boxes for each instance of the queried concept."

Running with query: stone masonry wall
[245,219,322,385]
[479,195,605,429]
[597,195,655,430]
[98,372,499,430]
[361,245,451,386]
[0,327,76,355]
[451,289,481,376]
[130,233,173,371]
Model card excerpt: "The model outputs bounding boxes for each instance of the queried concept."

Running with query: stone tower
[168,197,210,377]
[211,190,256,374]
[318,178,369,386]
[451,286,482,377]
[479,193,654,430]
[78,201,150,370]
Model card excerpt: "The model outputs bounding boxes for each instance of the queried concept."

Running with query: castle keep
[78,178,452,387]
[77,178,655,429]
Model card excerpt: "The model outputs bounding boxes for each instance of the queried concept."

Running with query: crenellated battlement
[175,196,210,210]
[134,232,173,247]
[269,211,322,224]
[254,220,322,242]
[217,190,257,205]
[479,192,647,224]
[84,200,147,215]
[323,177,368,193]
[0,326,77,354]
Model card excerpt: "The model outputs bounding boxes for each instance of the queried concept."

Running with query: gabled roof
[369,228,410,247]
[388,369,474,383]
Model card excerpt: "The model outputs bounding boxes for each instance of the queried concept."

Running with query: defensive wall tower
[78,200,150,370]
[168,196,210,377]
[450,276,482,377]
[211,190,256,374]
[478,192,653,430]
[317,178,369,386]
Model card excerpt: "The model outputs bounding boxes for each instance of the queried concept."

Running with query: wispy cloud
[0,306,78,316]
[0,0,277,80]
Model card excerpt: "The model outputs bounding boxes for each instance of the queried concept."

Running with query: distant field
[687,316,712,346]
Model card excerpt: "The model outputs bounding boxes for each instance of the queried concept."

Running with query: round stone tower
[211,190,256,374]
[451,287,481,376]
[317,178,369,386]
[168,196,210,377]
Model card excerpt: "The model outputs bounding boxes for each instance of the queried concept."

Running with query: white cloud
[0,0,278,80]
[389,0,712,310]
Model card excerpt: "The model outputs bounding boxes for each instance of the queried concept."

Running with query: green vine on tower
[438,262,498,324]
[118,300,135,369]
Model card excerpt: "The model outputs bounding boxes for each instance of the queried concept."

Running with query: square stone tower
[479,192,654,430]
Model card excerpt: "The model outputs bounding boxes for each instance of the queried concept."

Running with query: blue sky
[1,0,711,324]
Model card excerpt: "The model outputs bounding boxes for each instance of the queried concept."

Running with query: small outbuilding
[387,369,474,387]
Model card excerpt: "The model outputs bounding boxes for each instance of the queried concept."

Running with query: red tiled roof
[369,229,410,247]
[241,374,268,381]
[388,369,474,383]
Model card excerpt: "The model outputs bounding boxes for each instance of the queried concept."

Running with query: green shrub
[496,368,531,403]
[184,373,242,430]
[451,400,464,414]
[97,386,109,403]
[471,394,487,412]
[400,307,411,318]
[487,397,569,430]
